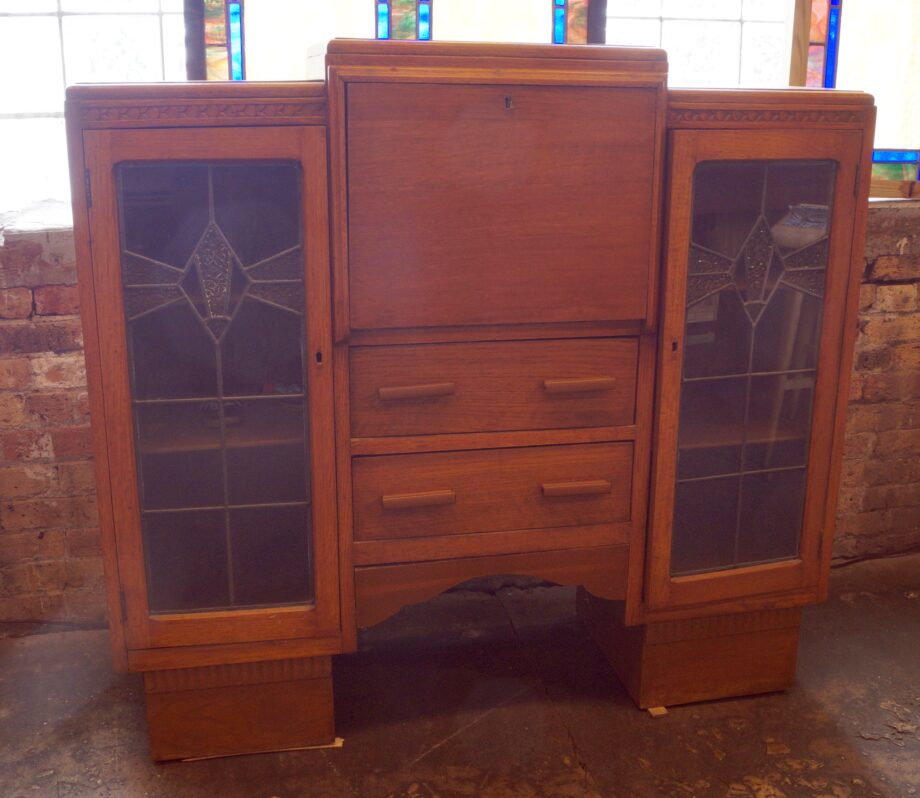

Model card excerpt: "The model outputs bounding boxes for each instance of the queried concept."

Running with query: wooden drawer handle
[378,382,456,401]
[542,377,617,394]
[541,480,612,497]
[381,489,457,510]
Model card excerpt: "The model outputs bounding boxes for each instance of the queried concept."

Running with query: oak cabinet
[66,40,875,759]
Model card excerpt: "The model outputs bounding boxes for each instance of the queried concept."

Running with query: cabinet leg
[143,656,335,761]
[576,589,801,709]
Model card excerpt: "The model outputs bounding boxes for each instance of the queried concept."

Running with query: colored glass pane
[567,0,589,44]
[228,1,243,79]
[823,1,840,88]
[376,2,390,39]
[806,44,824,87]
[206,45,228,80]
[418,0,431,40]
[391,0,417,40]
[204,0,226,45]
[810,0,828,41]
[554,5,566,43]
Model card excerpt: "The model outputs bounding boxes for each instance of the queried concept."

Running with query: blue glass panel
[377,2,390,39]
[823,1,841,88]
[228,2,243,80]
[555,0,566,5]
[872,150,920,164]
[419,1,431,40]
[553,6,566,43]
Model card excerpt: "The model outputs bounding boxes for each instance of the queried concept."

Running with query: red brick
[0,495,98,532]
[854,346,892,372]
[861,484,920,513]
[56,461,97,496]
[0,288,32,320]
[834,509,889,538]
[27,560,67,592]
[0,465,53,498]
[65,527,102,558]
[64,557,104,588]
[891,342,920,370]
[858,284,876,311]
[0,318,83,355]
[30,353,86,389]
[1,430,54,461]
[0,358,31,391]
[842,431,875,460]
[874,284,918,313]
[50,426,93,459]
[0,530,66,562]
[876,428,920,455]
[845,403,902,435]
[860,314,920,345]
[0,393,26,428]
[62,588,107,624]
[0,235,75,290]
[0,563,34,597]
[859,373,908,403]
[33,285,80,316]
[870,253,920,282]
[24,391,90,426]
[0,593,46,621]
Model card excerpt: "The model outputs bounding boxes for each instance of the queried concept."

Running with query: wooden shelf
[139,402,305,455]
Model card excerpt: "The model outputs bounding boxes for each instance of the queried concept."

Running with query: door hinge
[84,169,92,209]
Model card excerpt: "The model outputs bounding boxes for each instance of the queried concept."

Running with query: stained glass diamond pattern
[188,223,246,323]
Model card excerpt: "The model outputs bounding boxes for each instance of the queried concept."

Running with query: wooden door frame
[83,125,341,651]
[641,127,863,618]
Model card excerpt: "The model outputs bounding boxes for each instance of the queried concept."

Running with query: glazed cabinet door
[646,128,863,613]
[83,127,340,649]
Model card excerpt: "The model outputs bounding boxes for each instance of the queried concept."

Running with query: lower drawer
[352,442,633,542]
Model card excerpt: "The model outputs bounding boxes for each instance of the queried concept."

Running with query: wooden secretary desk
[65,40,875,760]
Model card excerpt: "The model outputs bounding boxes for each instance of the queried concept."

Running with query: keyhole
[504,96,513,110]
[315,351,323,364]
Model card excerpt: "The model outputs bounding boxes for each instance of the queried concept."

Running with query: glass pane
[672,477,739,575]
[161,13,187,82]
[737,469,806,563]
[677,377,745,479]
[740,21,786,87]
[63,15,164,84]
[810,0,829,41]
[0,17,64,114]
[742,0,786,21]
[225,399,308,505]
[135,403,223,509]
[117,160,314,612]
[606,0,662,18]
[662,20,742,87]
[743,373,815,469]
[662,0,741,19]
[806,45,825,88]
[605,18,661,47]
[684,287,751,379]
[144,510,229,612]
[0,118,70,214]
[231,506,312,606]
[670,159,835,576]
[390,0,417,40]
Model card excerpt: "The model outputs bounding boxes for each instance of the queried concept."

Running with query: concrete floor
[1,554,919,798]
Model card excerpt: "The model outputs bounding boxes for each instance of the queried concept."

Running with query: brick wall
[0,216,103,625]
[837,201,920,561]
[0,201,918,626]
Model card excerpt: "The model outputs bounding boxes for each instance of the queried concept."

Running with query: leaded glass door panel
[84,127,340,649]
[646,128,863,613]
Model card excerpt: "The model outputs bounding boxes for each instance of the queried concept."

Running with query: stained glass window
[375,1,433,40]
[117,161,313,612]
[805,0,841,88]
[671,159,836,576]
[198,0,245,80]
[551,0,588,44]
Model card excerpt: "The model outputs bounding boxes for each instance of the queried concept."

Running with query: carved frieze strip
[79,99,327,127]
[668,106,865,128]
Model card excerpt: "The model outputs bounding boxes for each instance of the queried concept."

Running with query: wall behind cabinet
[0,196,918,625]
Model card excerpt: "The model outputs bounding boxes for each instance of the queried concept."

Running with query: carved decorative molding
[669,107,863,125]
[81,100,325,124]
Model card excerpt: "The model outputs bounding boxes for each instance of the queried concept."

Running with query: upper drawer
[350,338,638,438]
[346,82,659,330]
